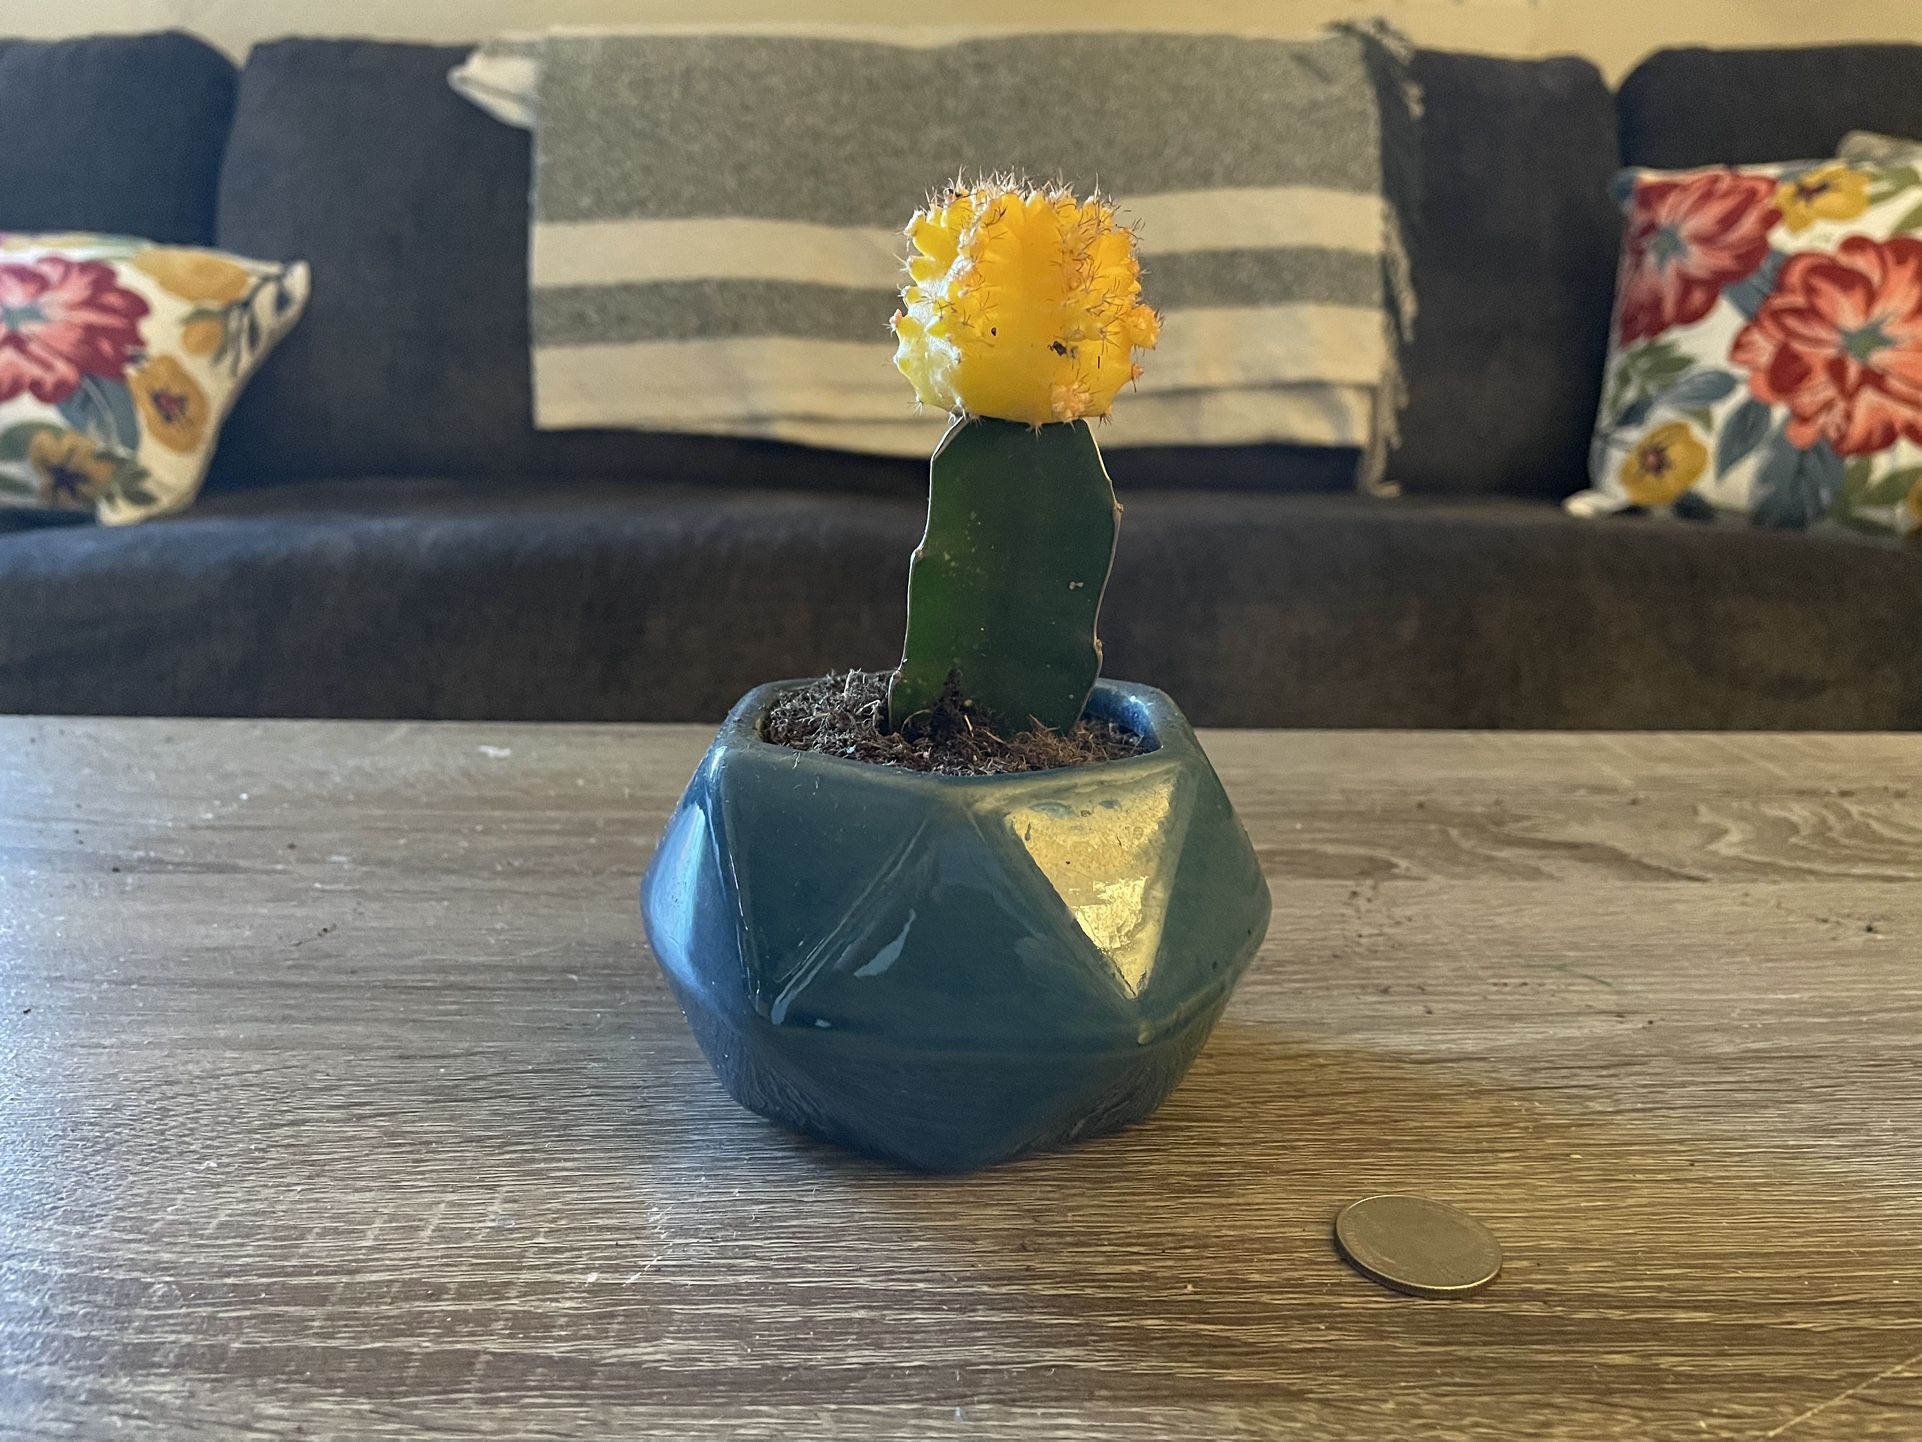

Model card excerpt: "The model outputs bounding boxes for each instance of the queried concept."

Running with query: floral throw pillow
[0,234,309,524]
[1571,157,1922,537]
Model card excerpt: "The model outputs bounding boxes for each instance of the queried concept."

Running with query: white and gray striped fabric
[453,25,1419,488]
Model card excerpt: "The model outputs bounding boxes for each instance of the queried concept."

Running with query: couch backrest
[212,41,555,487]
[29,35,1922,503]
[1393,51,1622,497]
[0,32,235,244]
[1619,43,1922,168]
[211,37,1625,498]
[209,40,970,496]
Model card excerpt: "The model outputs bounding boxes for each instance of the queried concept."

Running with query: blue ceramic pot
[641,679,1270,1172]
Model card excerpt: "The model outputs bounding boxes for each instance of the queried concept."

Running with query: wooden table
[3,721,1920,1440]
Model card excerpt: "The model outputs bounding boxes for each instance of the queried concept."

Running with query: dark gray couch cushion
[213,41,541,486]
[1619,44,1922,168]
[1,480,1914,729]
[0,31,235,243]
[211,39,1362,496]
[1391,51,1621,499]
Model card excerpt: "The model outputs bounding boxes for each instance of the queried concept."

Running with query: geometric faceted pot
[640,678,1271,1172]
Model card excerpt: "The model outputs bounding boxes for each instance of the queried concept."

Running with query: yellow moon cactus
[887,178,1161,736]
[891,178,1159,425]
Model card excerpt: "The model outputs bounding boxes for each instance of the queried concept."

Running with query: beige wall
[7,0,1920,80]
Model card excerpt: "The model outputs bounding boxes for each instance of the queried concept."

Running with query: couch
[2,32,1919,728]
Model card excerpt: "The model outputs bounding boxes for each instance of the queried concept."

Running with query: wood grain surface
[2,721,1920,1440]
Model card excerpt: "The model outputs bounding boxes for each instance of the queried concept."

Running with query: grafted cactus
[886,178,1159,736]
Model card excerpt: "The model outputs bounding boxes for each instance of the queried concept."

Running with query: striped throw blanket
[454,26,1419,489]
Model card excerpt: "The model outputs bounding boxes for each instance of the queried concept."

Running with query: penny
[1333,1194,1502,1299]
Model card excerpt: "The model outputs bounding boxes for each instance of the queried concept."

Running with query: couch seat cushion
[0,480,1914,729]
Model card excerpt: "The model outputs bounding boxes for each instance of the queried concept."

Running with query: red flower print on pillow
[1731,235,1922,455]
[0,256,149,404]
[1616,171,1780,344]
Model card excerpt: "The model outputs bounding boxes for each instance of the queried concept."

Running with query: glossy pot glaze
[640,679,1271,1172]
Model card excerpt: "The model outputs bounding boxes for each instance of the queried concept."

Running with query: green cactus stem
[887,416,1120,736]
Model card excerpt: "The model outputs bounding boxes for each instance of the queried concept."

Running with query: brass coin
[1334,1194,1502,1299]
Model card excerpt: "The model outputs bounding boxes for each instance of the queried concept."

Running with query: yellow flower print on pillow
[132,248,252,304]
[1620,421,1708,506]
[131,356,210,453]
[27,428,119,510]
[180,315,226,357]
[135,247,261,366]
[1775,163,1872,234]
